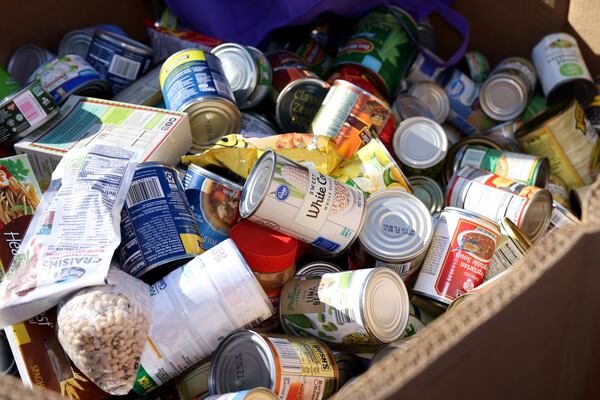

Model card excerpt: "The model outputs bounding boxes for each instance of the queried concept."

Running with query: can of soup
[452,146,550,187]
[413,207,500,305]
[486,217,531,282]
[160,49,241,151]
[280,268,410,346]
[331,6,418,98]
[267,50,330,133]
[86,30,154,93]
[392,117,448,177]
[531,33,595,106]
[348,190,433,281]
[446,166,553,242]
[295,261,344,278]
[408,176,445,215]
[30,54,112,105]
[119,162,204,282]
[407,82,450,124]
[7,45,55,85]
[0,67,21,99]
[183,164,242,251]
[209,331,339,399]
[311,80,390,158]
[0,80,58,144]
[239,151,366,255]
[459,50,490,83]
[205,388,278,400]
[405,53,446,84]
[240,112,279,138]
[515,100,599,190]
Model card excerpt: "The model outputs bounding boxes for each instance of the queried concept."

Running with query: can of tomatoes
[412,207,501,306]
[209,331,339,400]
[183,164,242,251]
[446,166,553,242]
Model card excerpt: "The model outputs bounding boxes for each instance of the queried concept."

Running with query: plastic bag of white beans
[56,267,151,395]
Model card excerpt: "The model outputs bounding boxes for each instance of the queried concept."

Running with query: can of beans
[295,261,344,278]
[408,176,445,215]
[452,146,550,187]
[0,67,20,99]
[531,33,595,106]
[0,80,58,144]
[30,54,112,105]
[392,117,448,177]
[326,64,385,100]
[239,151,366,255]
[205,388,278,400]
[267,50,330,133]
[7,44,55,86]
[486,217,531,282]
[209,331,339,399]
[407,81,450,124]
[348,190,433,281]
[459,50,490,83]
[331,6,418,98]
[240,112,279,138]
[480,57,537,121]
[413,207,500,306]
[311,80,390,159]
[405,53,446,84]
[118,162,204,282]
[446,166,553,242]
[160,49,241,152]
[183,164,242,251]
[516,100,599,191]
[86,30,154,93]
[280,268,410,346]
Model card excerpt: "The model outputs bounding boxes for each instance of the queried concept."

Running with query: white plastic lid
[393,117,448,169]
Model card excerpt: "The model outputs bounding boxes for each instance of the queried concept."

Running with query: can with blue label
[119,162,204,283]
[160,49,241,153]
[86,30,154,94]
[183,164,242,250]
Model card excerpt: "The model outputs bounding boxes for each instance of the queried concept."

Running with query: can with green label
[0,67,20,100]
[330,6,418,98]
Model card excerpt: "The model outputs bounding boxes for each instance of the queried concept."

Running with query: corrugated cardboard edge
[0,372,63,400]
[333,176,600,400]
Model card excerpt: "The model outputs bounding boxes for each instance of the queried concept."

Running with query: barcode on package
[270,338,302,374]
[334,306,357,325]
[126,176,164,207]
[242,316,265,329]
[14,92,45,125]
[109,55,141,80]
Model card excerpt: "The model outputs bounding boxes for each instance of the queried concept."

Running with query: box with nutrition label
[230,220,298,331]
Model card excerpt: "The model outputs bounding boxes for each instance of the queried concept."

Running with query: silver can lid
[480,73,528,121]
[391,93,435,121]
[58,29,94,57]
[393,117,448,169]
[521,188,553,242]
[185,97,242,149]
[407,82,450,124]
[8,45,55,85]
[358,189,433,262]
[208,330,276,394]
[240,150,276,218]
[296,261,344,277]
[212,43,258,105]
[408,176,445,215]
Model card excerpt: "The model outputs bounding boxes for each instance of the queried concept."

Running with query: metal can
[408,176,445,215]
[486,217,531,282]
[209,331,338,399]
[239,151,366,256]
[446,166,553,242]
[58,25,127,57]
[86,30,154,93]
[240,46,272,110]
[405,53,446,84]
[408,81,450,123]
[240,112,279,138]
[391,93,436,122]
[484,120,523,143]
[111,65,162,106]
[267,50,330,133]
[417,17,438,51]
[370,338,412,365]
[413,207,501,305]
[176,358,211,400]
[326,64,385,100]
[183,164,242,251]
[295,261,344,277]
[7,44,55,85]
[0,66,21,99]
[516,100,599,190]
[348,190,433,281]
[331,6,418,98]
[205,388,278,400]
[392,117,448,177]
[404,299,435,337]
[311,80,390,158]
[296,32,334,79]
[459,50,490,83]
[546,174,572,209]
[118,162,204,282]
[441,123,465,147]
[531,32,595,106]
[332,352,367,389]
[452,146,550,187]
[280,268,410,346]
[30,54,112,105]
[570,184,593,218]
[586,76,600,129]
[480,57,537,121]
[521,92,548,122]
[160,49,241,152]
[0,80,58,144]
[543,201,580,238]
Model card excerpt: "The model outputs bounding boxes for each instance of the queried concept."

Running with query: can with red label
[412,207,501,306]
[326,64,385,100]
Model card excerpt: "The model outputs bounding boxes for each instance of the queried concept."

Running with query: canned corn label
[281,271,379,346]
[457,148,542,186]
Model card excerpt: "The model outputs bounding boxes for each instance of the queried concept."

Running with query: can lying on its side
[239,150,366,256]
[111,65,162,106]
[486,218,531,282]
[407,82,450,124]
[7,45,55,86]
[239,112,279,138]
[408,176,445,215]
[295,261,344,277]
[59,24,127,57]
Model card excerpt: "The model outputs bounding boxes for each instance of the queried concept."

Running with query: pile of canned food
[0,3,598,400]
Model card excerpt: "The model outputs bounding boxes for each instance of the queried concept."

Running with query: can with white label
[446,165,553,242]
[486,218,531,282]
[413,207,501,306]
[209,331,338,400]
[407,82,450,124]
[239,151,366,256]
[348,190,433,281]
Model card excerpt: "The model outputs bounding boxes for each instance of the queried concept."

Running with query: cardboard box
[15,96,192,189]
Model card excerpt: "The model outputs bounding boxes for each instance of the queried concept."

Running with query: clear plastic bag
[56,267,151,395]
